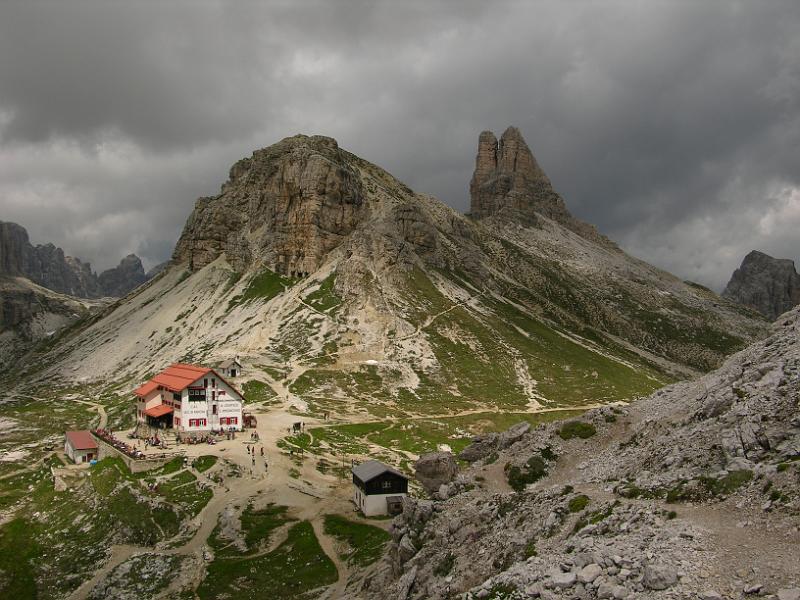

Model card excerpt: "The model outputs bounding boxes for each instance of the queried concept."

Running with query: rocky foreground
[364,306,800,599]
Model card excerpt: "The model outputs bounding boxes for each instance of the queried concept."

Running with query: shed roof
[65,430,98,450]
[352,460,408,483]
[218,358,242,369]
[145,405,174,418]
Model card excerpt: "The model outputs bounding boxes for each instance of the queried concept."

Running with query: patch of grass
[666,470,754,503]
[434,552,456,576]
[486,583,519,600]
[159,471,212,518]
[192,455,217,472]
[208,503,296,559]
[558,421,597,440]
[227,268,295,310]
[568,494,590,513]
[505,456,548,492]
[304,272,342,313]
[323,514,391,567]
[134,456,184,479]
[524,540,537,558]
[0,519,40,599]
[241,504,297,552]
[198,521,337,600]
[241,379,277,404]
[310,410,584,458]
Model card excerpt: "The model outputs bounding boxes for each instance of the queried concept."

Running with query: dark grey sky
[0,1,798,289]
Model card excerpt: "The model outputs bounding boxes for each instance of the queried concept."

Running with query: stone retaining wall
[93,435,183,473]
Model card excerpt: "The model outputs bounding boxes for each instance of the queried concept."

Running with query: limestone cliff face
[173,135,366,276]
[723,250,800,320]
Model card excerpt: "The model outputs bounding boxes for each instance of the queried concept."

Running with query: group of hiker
[247,443,267,470]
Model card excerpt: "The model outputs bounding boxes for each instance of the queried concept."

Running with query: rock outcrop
[723,250,800,320]
[173,135,366,276]
[0,221,149,298]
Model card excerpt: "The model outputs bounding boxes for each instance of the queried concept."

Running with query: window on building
[204,378,208,388]
[382,480,392,490]
[212,405,218,415]
[212,378,216,388]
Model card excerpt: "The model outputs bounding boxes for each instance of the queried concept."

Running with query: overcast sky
[0,1,798,289]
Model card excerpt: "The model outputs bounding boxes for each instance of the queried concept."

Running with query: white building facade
[135,364,244,434]
[351,460,408,517]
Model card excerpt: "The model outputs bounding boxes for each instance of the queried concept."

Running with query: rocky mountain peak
[97,254,147,297]
[468,127,612,247]
[722,250,800,320]
[469,126,556,222]
[173,134,367,276]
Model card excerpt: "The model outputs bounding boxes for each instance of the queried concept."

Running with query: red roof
[133,363,243,399]
[145,405,174,418]
[134,380,159,397]
[65,430,98,450]
[153,363,212,392]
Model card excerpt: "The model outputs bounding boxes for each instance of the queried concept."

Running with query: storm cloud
[0,0,798,289]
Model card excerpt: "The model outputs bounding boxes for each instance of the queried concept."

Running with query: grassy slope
[201,509,337,600]
[0,456,212,599]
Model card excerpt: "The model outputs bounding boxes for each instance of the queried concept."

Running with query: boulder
[498,422,531,449]
[642,564,678,590]
[578,563,603,584]
[550,571,577,589]
[396,565,417,600]
[414,452,459,496]
[458,433,499,463]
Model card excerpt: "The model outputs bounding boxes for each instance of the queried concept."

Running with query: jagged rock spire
[469,126,558,221]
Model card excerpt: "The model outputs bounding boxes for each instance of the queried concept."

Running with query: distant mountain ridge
[723,250,800,320]
[0,221,150,298]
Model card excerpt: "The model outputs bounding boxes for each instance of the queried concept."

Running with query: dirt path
[71,398,108,429]
[311,402,604,431]
[311,517,350,600]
